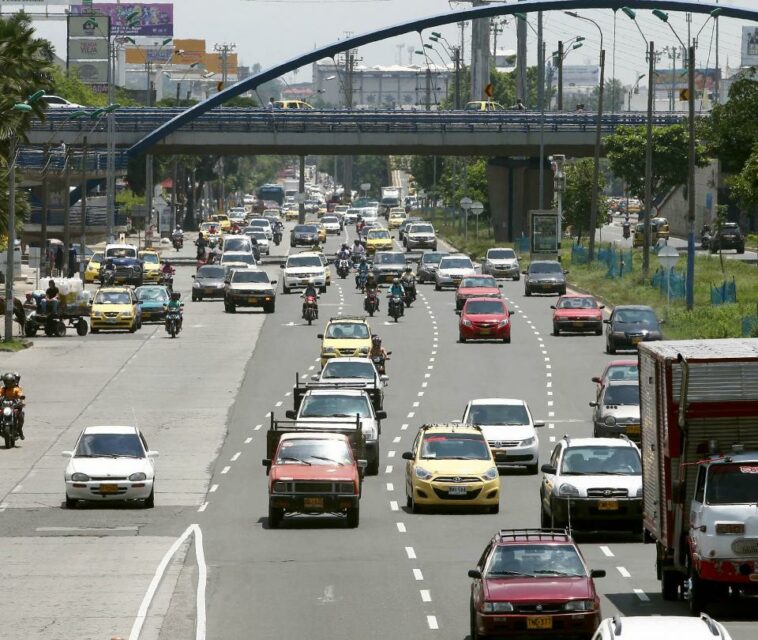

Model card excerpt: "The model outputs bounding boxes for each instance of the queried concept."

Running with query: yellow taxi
[365,228,394,254]
[84,251,103,283]
[464,100,505,111]
[285,206,299,221]
[402,424,500,513]
[388,209,407,229]
[199,221,222,240]
[138,250,161,283]
[90,287,142,334]
[652,217,670,239]
[633,217,671,247]
[317,223,327,243]
[273,100,313,109]
[210,214,232,233]
[317,316,372,367]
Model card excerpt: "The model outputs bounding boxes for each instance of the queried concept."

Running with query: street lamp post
[555,38,584,111]
[460,197,473,242]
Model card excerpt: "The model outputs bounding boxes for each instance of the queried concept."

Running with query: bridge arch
[127,0,758,157]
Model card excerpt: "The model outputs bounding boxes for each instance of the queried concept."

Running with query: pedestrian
[267,97,275,110]
[68,246,77,278]
[54,245,64,276]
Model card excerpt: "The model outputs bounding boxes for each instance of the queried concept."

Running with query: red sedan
[551,294,604,336]
[458,297,511,343]
[455,275,502,310]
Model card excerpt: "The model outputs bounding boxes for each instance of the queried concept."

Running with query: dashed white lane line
[284,391,291,397]
[420,589,432,602]
[548,411,555,417]
[549,436,556,443]
[600,545,615,557]
[427,615,439,630]
[308,365,315,371]
[427,365,433,370]
[413,401,420,407]
[254,424,262,431]
[198,502,208,512]
[393,436,401,443]
[429,357,435,362]
[386,465,393,473]
[424,373,431,379]
[388,450,396,458]
[617,566,631,578]
[397,522,406,533]
[401,423,409,430]
[546,372,552,378]
[221,466,231,475]
[547,401,554,407]
[405,546,417,559]
[413,568,424,581]
[386,482,394,491]
[633,589,650,602]
[390,501,399,511]
[431,350,437,355]
[548,423,555,429]
[230,452,241,462]
[210,484,219,493]
[407,411,415,418]
[422,382,428,388]
[417,392,424,397]
[244,437,253,444]
[265,412,272,417]
[300,374,308,380]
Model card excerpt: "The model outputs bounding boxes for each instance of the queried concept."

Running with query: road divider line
[386,465,393,473]
[393,436,401,443]
[633,588,650,602]
[396,522,406,533]
[599,545,614,557]
[617,566,631,578]
[427,615,438,630]
[417,392,424,397]
[254,424,262,431]
[230,452,241,462]
[209,484,218,493]
[386,482,394,491]
[420,589,432,602]
[407,412,415,418]
[549,436,556,442]
[422,382,428,388]
[390,501,399,511]
[405,546,416,559]
[412,401,420,407]
[388,450,396,458]
[244,437,252,444]
[197,502,208,513]
[401,423,409,430]
[413,568,424,581]
[221,466,231,475]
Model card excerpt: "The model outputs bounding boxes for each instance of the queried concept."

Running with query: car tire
[411,495,422,514]
[268,504,283,529]
[513,274,520,281]
[553,323,560,336]
[129,322,137,334]
[737,245,745,254]
[65,494,77,509]
[709,245,717,254]
[320,286,327,294]
[540,505,551,528]
[264,303,275,314]
[661,569,681,601]
[144,488,155,509]
[489,503,500,514]
[191,293,197,302]
[282,284,290,294]
[503,335,511,344]
[470,602,487,640]
[346,506,360,528]
[688,564,708,615]
[460,335,466,343]
[606,338,616,354]
[434,283,441,291]
[595,328,602,336]
[524,286,531,297]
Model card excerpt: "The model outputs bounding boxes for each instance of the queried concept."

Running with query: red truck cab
[263,431,364,529]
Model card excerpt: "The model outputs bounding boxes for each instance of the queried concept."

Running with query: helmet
[171,291,181,301]
[342,243,348,250]
[360,256,366,263]
[163,259,171,265]
[393,277,400,284]
[372,335,382,346]
[308,279,315,285]
[13,372,20,384]
[404,267,412,273]
[2,373,15,387]
[354,239,360,244]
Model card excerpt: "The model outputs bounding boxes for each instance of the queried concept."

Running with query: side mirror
[563,270,569,274]
[376,410,387,421]
[380,375,389,383]
[508,309,515,316]
[589,401,598,407]
[311,374,319,381]
[533,421,545,428]
[61,450,73,457]
[262,458,271,475]
[455,309,461,315]
[550,305,556,310]
[590,569,606,578]
[401,451,414,460]
[468,569,482,579]
[540,463,557,474]
[317,333,324,339]
[603,319,610,324]
[498,283,503,288]
[591,376,601,384]
[285,409,297,420]
[521,270,527,275]
[280,262,286,268]
[270,280,277,285]
[147,450,160,458]
[599,305,605,309]
[357,459,368,470]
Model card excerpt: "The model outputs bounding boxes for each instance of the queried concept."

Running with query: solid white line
[244,437,252,444]
[393,436,401,443]
[221,466,231,475]
[413,568,424,581]
[600,545,615,557]
[386,482,394,491]
[209,484,219,493]
[396,522,406,532]
[386,465,393,473]
[195,526,207,640]
[427,615,439,630]
[254,424,262,431]
[390,500,399,511]
[420,589,432,602]
[388,450,396,458]
[633,588,650,602]
[405,546,416,559]
[617,566,631,578]
[230,452,241,462]
[198,502,208,513]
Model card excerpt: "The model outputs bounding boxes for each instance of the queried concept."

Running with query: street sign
[459,197,473,210]
[528,209,560,260]
[470,201,484,216]
[360,183,371,192]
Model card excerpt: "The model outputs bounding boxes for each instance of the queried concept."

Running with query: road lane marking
[396,522,406,532]
[617,566,631,578]
[422,382,428,388]
[405,546,416,559]
[254,424,262,431]
[427,616,438,630]
[244,437,252,444]
[401,423,409,430]
[386,482,394,491]
[308,365,315,371]
[265,412,271,418]
[544,357,550,362]
[549,436,556,442]
[546,382,552,388]
[548,411,555,417]
[546,364,552,369]
[407,412,415,418]
[210,484,219,493]
[386,466,394,476]
[547,391,553,396]
[388,450,396,458]
[393,436,401,443]
[390,501,399,511]
[633,588,650,602]
[413,401,420,407]
[547,401,554,406]
[546,372,552,377]
[300,374,308,380]
[420,589,432,602]
[11,484,22,493]
[417,392,424,397]
[198,502,208,513]
[221,466,231,475]
[230,452,241,462]
[600,546,615,557]
[431,350,437,355]
[284,391,291,397]
[424,373,431,378]
[413,568,424,580]
[427,365,433,370]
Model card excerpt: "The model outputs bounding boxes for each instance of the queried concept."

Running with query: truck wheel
[25,320,38,338]
[367,454,379,476]
[268,505,283,529]
[661,569,681,601]
[688,568,709,614]
[346,506,360,528]
[76,319,88,336]
[55,320,67,337]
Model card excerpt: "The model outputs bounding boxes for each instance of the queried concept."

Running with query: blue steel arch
[127,0,758,157]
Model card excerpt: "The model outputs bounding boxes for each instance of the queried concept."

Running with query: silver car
[590,381,640,441]
[416,251,449,284]
[482,247,520,280]
[434,254,476,290]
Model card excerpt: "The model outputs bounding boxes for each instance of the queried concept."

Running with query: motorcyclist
[172,226,183,242]
[369,335,389,373]
[622,219,631,239]
[301,279,319,318]
[161,259,175,276]
[337,243,352,261]
[388,277,405,300]
[401,267,416,297]
[356,256,370,288]
[353,238,365,260]
[195,232,207,260]
[0,372,24,440]
[164,291,183,331]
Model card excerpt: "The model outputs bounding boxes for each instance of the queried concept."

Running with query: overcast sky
[29,0,758,87]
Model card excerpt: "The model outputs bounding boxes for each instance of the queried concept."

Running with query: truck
[103,243,143,286]
[639,339,758,614]
[379,186,401,218]
[381,186,400,200]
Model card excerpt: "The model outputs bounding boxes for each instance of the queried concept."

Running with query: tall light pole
[555,38,584,111]
[565,11,604,262]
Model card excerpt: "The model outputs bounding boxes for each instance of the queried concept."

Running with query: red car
[458,297,511,343]
[551,294,604,336]
[468,529,605,640]
[591,359,638,401]
[455,275,503,310]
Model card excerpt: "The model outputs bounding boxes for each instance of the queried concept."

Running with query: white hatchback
[592,615,732,640]
[63,425,158,508]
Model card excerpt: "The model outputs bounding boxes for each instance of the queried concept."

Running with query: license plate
[204,288,214,294]
[107,317,117,323]
[598,500,618,511]
[573,322,584,327]
[248,297,258,303]
[626,425,641,435]
[631,336,642,344]
[527,617,552,630]
[304,496,324,509]
[99,484,119,494]
[479,329,491,335]
[448,486,467,496]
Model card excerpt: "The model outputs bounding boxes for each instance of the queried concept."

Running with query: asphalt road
[2,219,755,639]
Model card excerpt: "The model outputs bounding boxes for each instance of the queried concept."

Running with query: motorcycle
[0,398,21,449]
[372,351,391,375]
[100,268,116,286]
[356,270,368,290]
[701,226,712,250]
[622,223,631,240]
[302,294,319,325]
[172,235,183,251]
[364,289,380,317]
[388,294,404,322]
[159,271,174,293]
[402,281,417,308]
[337,259,350,279]
[165,309,182,338]
[273,229,283,246]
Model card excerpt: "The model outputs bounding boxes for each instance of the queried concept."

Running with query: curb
[0,339,33,352]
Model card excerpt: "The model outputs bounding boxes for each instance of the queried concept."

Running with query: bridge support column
[487,157,553,242]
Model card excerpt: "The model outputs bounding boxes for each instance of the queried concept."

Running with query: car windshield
[321,361,377,380]
[250,219,270,227]
[602,385,639,406]
[375,253,405,265]
[135,287,168,302]
[322,217,338,224]
[368,230,391,239]
[299,394,372,418]
[223,238,251,252]
[276,438,353,465]
[325,323,370,339]
[106,247,137,259]
[461,277,497,288]
[558,297,598,309]
[296,225,318,233]
[222,253,255,265]
[486,544,586,577]
[94,291,132,305]
[75,433,144,458]
[410,225,433,234]
[250,231,267,240]
[560,446,641,475]
[200,224,218,233]
[613,308,658,327]
[529,262,562,274]
[605,365,638,383]
[197,266,225,279]
[140,253,159,264]
[288,256,322,268]
[231,271,268,283]
[420,434,490,460]
[466,404,529,426]
[90,253,103,263]
[488,249,516,260]
[422,253,447,265]
[706,464,758,504]
[440,258,473,269]
[465,300,506,315]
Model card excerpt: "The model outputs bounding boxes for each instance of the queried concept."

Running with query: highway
[1,219,755,639]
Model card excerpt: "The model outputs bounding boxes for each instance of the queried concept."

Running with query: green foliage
[317,156,389,198]
[563,158,606,240]
[49,66,106,107]
[728,142,758,210]
[562,79,625,112]
[604,124,709,201]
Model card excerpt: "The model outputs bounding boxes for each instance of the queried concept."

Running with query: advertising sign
[69,38,109,59]
[742,26,758,67]
[72,3,173,37]
[68,60,109,84]
[0,0,80,4]
[68,15,109,92]
[529,209,560,259]
[68,15,107,38]
[654,68,720,91]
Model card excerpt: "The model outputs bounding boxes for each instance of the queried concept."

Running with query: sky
[22,0,758,87]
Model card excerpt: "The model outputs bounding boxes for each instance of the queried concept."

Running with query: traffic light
[679,88,690,101]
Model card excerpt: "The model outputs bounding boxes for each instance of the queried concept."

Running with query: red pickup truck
[262,431,365,529]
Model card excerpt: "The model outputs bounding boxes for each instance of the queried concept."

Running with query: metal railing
[26,206,127,227]
[16,148,128,173]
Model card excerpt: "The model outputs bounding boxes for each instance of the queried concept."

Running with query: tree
[728,143,758,212]
[563,158,606,242]
[604,124,709,202]
[49,66,106,108]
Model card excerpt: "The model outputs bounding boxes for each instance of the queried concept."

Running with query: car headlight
[498,319,509,327]
[193,281,201,288]
[604,416,616,426]
[129,472,147,482]
[70,472,90,482]
[521,437,536,447]
[272,481,288,493]
[338,482,355,493]
[91,311,102,318]
[483,602,514,613]
[322,347,336,354]
[462,318,473,327]
[559,483,579,496]
[564,600,594,612]
[482,467,498,481]
[359,347,369,354]
[636,486,644,498]
[414,466,433,481]
[120,312,133,318]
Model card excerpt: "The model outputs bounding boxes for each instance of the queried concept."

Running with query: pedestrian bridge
[27,108,684,157]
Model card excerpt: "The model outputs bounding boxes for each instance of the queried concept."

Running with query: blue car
[135,285,171,323]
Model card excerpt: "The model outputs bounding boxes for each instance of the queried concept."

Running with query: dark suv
[710,222,745,254]
[523,261,567,296]
[468,529,605,640]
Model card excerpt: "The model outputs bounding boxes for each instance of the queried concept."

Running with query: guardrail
[17,148,128,173]
[27,207,128,227]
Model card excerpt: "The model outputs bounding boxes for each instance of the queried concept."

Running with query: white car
[592,615,732,640]
[344,208,362,224]
[539,436,643,530]
[222,234,254,256]
[461,398,543,474]
[321,215,341,234]
[247,218,274,240]
[43,94,85,109]
[482,247,520,280]
[227,207,247,226]
[281,252,327,293]
[361,207,379,223]
[221,251,258,270]
[404,223,437,251]
[248,229,270,255]
[63,426,158,508]
[434,254,476,290]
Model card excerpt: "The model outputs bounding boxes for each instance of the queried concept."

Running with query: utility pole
[453,46,461,109]
[41,145,49,276]
[516,1,528,104]
[425,67,432,110]
[588,49,606,262]
[145,58,154,244]
[4,138,16,341]
[557,41,564,111]
[106,29,116,243]
[63,148,71,276]
[214,42,236,88]
[686,44,696,310]
[714,5,720,104]
[338,44,359,202]
[79,138,88,267]
[664,45,680,111]
[538,13,545,208]
[643,41,655,278]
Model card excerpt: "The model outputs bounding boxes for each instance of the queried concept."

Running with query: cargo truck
[639,339,758,614]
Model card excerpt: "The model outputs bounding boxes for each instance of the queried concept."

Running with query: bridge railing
[17,148,128,172]
[26,206,127,227]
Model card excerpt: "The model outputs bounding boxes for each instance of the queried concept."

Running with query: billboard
[72,3,173,37]
[742,26,758,67]
[68,15,110,93]
[654,68,720,91]
[0,0,80,3]
[562,65,600,88]
[69,60,109,84]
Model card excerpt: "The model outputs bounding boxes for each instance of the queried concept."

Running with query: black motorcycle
[337,259,351,279]
[273,229,283,246]
[701,226,712,250]
[372,352,391,375]
[388,294,404,322]
[159,271,174,293]
[172,236,183,251]
[100,267,116,286]
[165,309,182,338]
[622,223,631,240]
[403,282,417,308]
[0,398,21,449]
[364,289,380,317]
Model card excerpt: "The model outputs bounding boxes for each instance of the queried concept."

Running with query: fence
[599,246,633,278]
[515,236,530,253]
[651,267,686,300]
[742,315,758,338]
[571,245,588,264]
[710,278,737,305]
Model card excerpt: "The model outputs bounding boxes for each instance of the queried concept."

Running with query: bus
[257,184,285,207]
